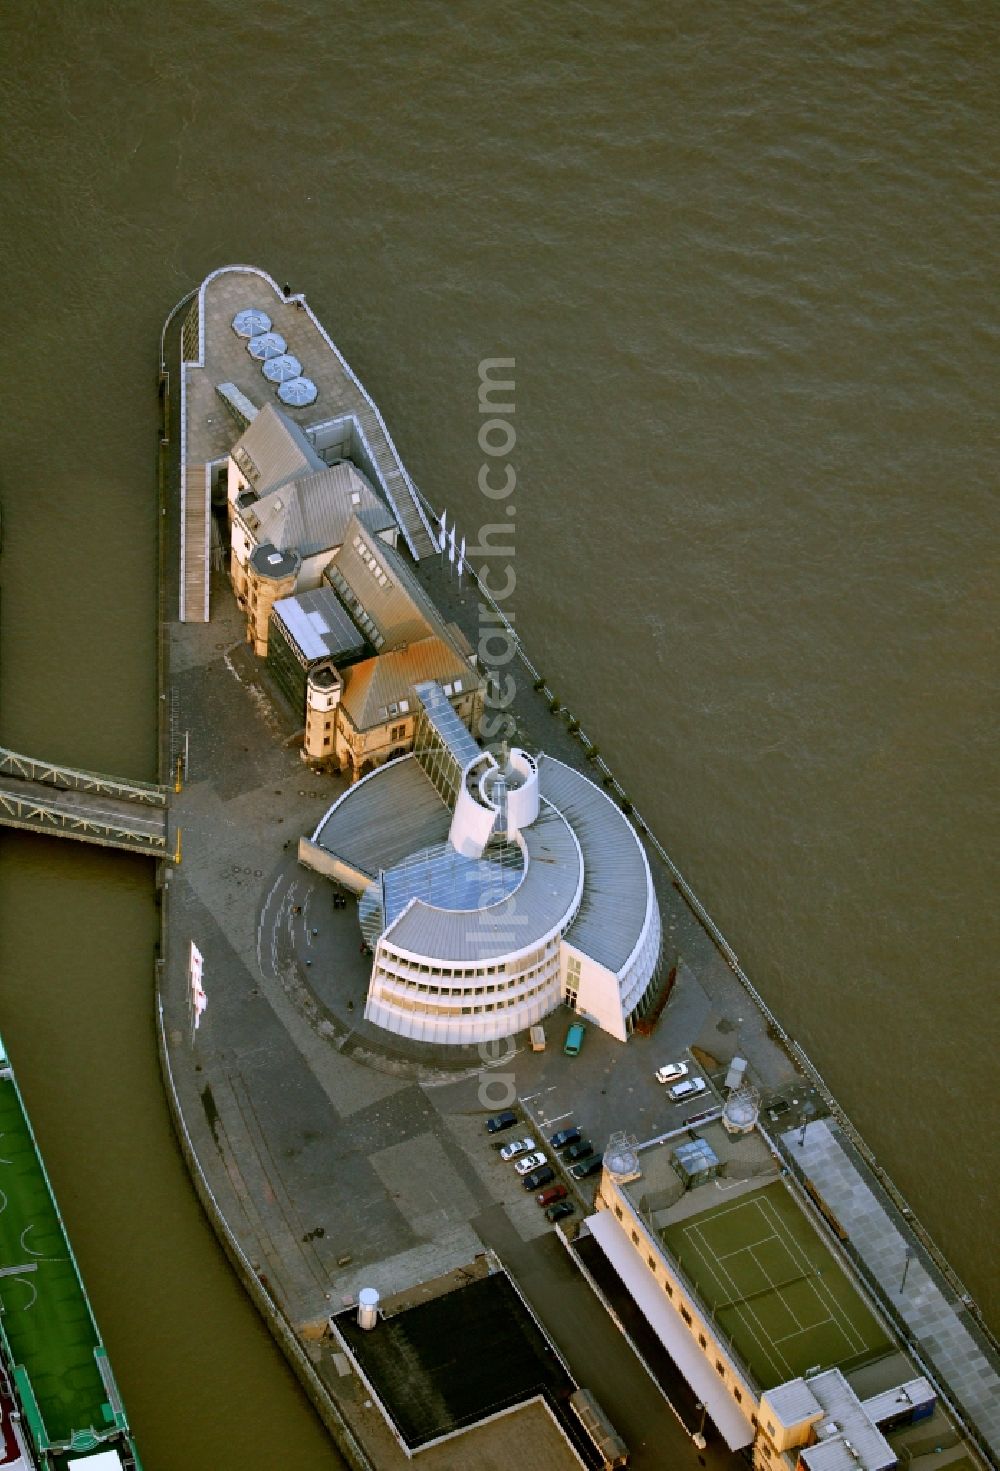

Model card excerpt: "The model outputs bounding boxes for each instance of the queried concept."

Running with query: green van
[563,1023,586,1056]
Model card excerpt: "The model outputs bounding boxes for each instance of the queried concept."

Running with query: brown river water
[0,5,996,1467]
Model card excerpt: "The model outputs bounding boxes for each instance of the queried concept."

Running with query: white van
[669,1076,708,1102]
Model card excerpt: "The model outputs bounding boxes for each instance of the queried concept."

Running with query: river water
[0,4,996,1467]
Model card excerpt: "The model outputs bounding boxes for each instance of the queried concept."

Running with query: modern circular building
[300,680,663,1045]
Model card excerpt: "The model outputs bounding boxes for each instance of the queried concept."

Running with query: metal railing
[0,789,167,855]
[0,747,167,806]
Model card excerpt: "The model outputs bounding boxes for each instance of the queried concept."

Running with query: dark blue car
[549,1126,580,1150]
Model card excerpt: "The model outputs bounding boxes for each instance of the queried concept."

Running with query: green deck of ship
[0,1071,112,1449]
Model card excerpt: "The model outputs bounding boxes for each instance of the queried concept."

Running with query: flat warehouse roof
[335,1272,575,1450]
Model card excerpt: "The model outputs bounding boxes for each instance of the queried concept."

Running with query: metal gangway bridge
[0,747,169,858]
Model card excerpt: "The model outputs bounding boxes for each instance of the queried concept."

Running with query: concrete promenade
[785,1119,1000,1463]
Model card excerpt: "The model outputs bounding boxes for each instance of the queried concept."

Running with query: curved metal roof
[382,802,581,964]
[538,756,653,973]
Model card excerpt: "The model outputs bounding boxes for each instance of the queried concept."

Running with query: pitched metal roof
[232,402,324,493]
[248,462,395,558]
[312,757,452,879]
[538,756,653,974]
[382,802,581,963]
[340,637,475,730]
[328,516,462,651]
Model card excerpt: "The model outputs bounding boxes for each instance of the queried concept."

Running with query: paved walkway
[785,1119,1000,1461]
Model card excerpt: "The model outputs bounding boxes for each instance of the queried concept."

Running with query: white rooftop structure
[797,1369,896,1471]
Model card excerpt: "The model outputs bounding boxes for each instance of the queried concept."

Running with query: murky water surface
[0,4,996,1465]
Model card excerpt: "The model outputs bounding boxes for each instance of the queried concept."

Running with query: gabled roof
[328,516,462,652]
[340,637,473,730]
[231,402,324,494]
[247,462,395,557]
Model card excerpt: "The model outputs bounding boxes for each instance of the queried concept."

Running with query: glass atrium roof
[359,840,524,946]
[414,680,480,770]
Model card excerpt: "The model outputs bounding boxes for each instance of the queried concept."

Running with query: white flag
[457,536,466,578]
[190,942,207,1027]
[448,525,456,565]
[437,509,447,553]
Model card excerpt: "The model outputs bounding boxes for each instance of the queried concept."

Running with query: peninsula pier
[152,265,1000,1471]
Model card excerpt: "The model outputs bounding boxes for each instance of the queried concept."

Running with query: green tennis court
[662,1180,891,1389]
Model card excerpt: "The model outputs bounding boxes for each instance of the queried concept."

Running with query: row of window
[327,566,385,650]
[612,1199,744,1402]
[351,532,392,588]
[374,970,555,1017]
[378,944,553,983]
[376,957,559,1003]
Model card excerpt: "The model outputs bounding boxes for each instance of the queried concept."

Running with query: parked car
[499,1136,535,1162]
[523,1165,555,1191]
[654,1061,688,1085]
[564,1138,595,1162]
[564,1023,586,1056]
[570,1154,603,1180]
[545,1201,575,1223]
[485,1110,518,1133]
[514,1152,547,1175]
[549,1126,580,1150]
[536,1184,568,1207]
[669,1077,708,1102]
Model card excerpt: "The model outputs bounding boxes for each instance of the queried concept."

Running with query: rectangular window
[614,1204,623,1219]
[647,1256,657,1271]
[698,1334,707,1349]
[680,1306,692,1326]
[733,1388,742,1403]
[715,1361,725,1377]
[663,1279,673,1297]
[631,1231,639,1245]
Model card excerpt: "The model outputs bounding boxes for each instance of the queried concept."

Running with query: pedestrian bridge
[0,748,169,858]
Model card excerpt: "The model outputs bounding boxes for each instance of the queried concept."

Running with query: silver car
[514,1151,547,1175]
[499,1136,535,1162]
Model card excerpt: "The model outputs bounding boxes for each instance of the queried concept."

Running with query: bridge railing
[0,789,167,854]
[0,748,168,806]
